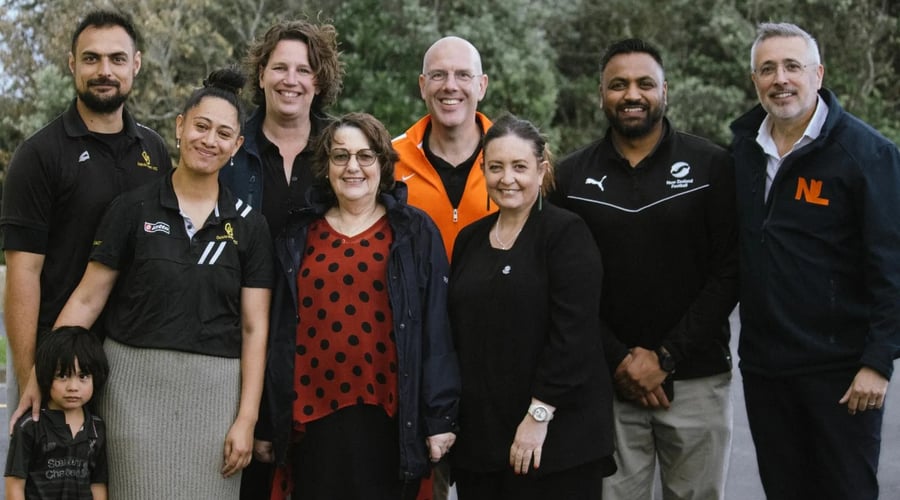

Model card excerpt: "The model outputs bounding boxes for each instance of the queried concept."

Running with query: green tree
[0,65,71,141]
[331,0,440,136]
[1,0,897,179]
[547,0,899,151]
[332,0,559,142]
[449,0,559,141]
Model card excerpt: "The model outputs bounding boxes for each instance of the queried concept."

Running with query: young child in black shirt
[5,326,110,499]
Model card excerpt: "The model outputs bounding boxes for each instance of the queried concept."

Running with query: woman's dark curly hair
[244,19,344,112]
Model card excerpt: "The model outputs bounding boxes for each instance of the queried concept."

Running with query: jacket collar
[731,88,843,141]
[239,106,267,157]
[402,112,492,148]
[242,106,329,158]
[287,182,411,233]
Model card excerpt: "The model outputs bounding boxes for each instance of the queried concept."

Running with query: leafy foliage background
[0,0,897,175]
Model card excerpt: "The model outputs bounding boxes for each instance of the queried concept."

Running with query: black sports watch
[655,346,676,373]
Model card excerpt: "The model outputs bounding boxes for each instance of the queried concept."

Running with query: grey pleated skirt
[99,338,242,499]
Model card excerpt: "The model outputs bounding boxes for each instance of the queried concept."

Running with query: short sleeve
[239,212,274,289]
[0,142,55,253]
[89,194,139,271]
[90,418,108,484]
[4,416,36,479]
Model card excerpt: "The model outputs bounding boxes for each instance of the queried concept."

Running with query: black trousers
[291,404,419,500]
[453,459,607,500]
[743,369,883,500]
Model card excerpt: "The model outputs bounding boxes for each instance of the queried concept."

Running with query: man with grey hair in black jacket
[731,21,900,500]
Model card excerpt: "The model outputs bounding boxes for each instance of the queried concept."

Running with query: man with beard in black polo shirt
[551,38,738,500]
[2,9,171,426]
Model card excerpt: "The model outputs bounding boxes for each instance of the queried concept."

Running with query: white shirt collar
[756,94,829,201]
[756,94,829,160]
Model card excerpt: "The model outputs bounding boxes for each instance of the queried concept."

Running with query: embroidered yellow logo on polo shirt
[137,151,159,171]
[216,222,238,245]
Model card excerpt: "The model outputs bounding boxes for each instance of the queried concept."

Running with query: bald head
[422,36,483,74]
[418,36,488,132]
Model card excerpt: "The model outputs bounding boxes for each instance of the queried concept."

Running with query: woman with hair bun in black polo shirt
[50,67,273,499]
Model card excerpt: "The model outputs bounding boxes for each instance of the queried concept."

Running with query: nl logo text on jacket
[794,177,830,206]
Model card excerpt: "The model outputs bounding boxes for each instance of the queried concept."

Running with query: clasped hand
[614,347,671,409]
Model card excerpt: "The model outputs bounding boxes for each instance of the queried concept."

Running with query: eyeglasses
[424,70,481,83]
[753,60,816,80]
[329,148,378,166]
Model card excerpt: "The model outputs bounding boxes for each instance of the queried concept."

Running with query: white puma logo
[585,176,607,191]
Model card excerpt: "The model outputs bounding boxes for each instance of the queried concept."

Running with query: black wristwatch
[655,346,676,373]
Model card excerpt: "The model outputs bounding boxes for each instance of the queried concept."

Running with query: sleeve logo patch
[144,221,171,234]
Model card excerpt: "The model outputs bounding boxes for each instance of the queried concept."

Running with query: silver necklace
[330,207,381,237]
[492,213,525,250]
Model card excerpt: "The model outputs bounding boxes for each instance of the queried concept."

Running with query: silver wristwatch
[527,403,554,422]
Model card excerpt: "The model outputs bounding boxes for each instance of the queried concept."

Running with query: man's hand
[8,368,40,435]
[613,352,642,400]
[614,348,672,409]
[838,366,888,415]
[637,384,672,410]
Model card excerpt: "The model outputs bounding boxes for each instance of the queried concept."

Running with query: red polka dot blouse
[292,216,399,428]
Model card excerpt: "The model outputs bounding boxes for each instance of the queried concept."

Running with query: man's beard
[77,79,130,114]
[606,102,665,139]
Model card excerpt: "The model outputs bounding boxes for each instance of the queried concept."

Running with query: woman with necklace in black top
[449,114,616,499]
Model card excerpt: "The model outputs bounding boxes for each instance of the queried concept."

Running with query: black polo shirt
[258,125,319,239]
[0,100,172,333]
[5,407,107,499]
[90,173,273,358]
